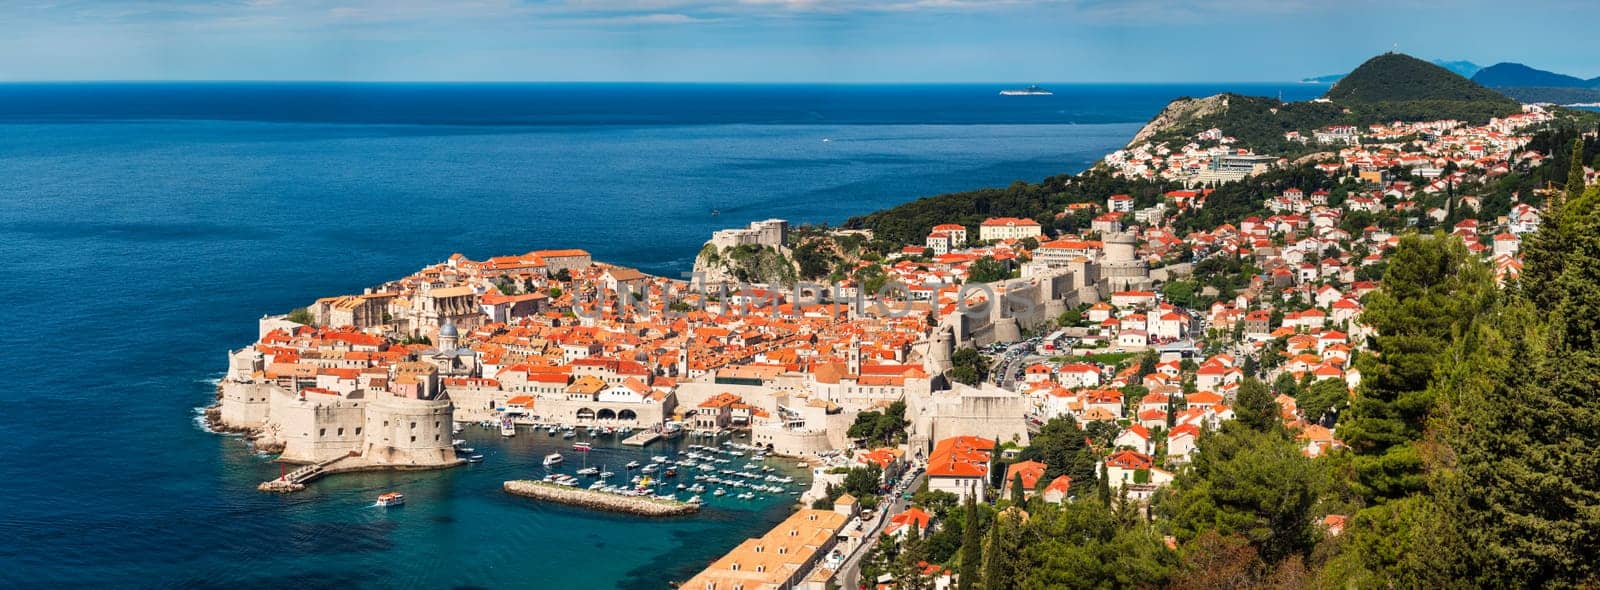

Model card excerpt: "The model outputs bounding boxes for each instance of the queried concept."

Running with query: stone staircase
[257,453,355,493]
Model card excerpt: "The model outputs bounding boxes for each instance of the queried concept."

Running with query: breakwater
[502,480,700,516]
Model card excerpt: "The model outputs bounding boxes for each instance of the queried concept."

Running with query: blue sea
[0,82,1325,589]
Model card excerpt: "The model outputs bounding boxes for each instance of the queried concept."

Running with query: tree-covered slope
[1324,53,1521,122]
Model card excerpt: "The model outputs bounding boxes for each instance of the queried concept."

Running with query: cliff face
[1126,94,1230,147]
[691,242,799,286]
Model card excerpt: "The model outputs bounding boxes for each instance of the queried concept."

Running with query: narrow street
[837,471,927,590]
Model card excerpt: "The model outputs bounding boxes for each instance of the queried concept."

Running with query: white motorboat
[543,452,564,467]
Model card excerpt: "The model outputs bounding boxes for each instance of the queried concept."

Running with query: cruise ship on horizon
[1000,85,1053,96]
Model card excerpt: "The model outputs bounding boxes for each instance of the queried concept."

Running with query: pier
[621,430,662,446]
[257,454,352,493]
[502,480,700,516]
[256,452,462,493]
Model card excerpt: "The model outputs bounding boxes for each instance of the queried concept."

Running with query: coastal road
[837,471,927,590]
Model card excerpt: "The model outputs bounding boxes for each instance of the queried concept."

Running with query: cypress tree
[1567,137,1586,203]
[1435,187,1600,585]
[1097,462,1111,507]
[1010,472,1026,506]
[981,514,1006,590]
[988,437,1004,490]
[959,493,982,590]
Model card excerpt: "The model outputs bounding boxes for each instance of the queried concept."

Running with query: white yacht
[999,85,1053,96]
[543,452,563,467]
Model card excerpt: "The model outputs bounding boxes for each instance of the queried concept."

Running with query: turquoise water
[0,83,1326,588]
[194,427,808,589]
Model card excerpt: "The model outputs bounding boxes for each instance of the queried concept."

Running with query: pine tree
[1524,165,1600,311]
[895,523,930,590]
[959,493,982,590]
[1160,422,1318,564]
[1234,377,1277,432]
[1340,232,1495,502]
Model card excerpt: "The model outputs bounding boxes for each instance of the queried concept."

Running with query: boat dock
[502,480,699,516]
[257,453,352,493]
[622,430,661,446]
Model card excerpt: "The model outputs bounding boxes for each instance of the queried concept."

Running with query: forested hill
[1322,52,1521,122]
[1138,53,1520,154]
[843,52,1537,245]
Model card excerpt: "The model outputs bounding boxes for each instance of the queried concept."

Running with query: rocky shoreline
[502,480,701,516]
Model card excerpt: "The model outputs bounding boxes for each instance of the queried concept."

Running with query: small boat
[573,442,593,451]
[452,439,467,447]
[600,470,615,478]
[452,422,464,435]
[455,446,475,454]
[642,464,659,474]
[466,454,485,463]
[651,456,669,463]
[713,488,727,496]
[664,468,678,478]
[543,452,564,467]
[676,483,687,490]
[577,466,599,476]
[376,492,406,507]
[625,460,641,470]
[563,431,576,439]
[687,495,703,504]
[500,422,516,437]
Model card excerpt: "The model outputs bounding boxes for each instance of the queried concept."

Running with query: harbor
[502,480,701,516]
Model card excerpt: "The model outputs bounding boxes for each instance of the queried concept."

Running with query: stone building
[218,347,460,469]
[708,218,789,250]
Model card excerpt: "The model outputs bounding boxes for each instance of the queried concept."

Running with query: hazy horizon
[3,1,1598,83]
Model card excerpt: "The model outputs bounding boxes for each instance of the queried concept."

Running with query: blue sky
[3,0,1597,82]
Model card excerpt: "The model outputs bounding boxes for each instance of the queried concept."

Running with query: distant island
[1470,62,1600,104]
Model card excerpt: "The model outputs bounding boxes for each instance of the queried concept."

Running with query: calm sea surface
[0,82,1324,588]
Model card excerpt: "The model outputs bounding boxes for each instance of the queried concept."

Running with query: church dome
[439,322,459,338]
